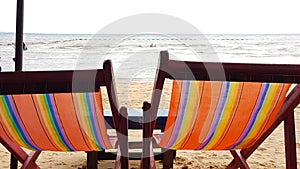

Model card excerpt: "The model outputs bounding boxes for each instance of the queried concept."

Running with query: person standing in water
[23,42,28,51]
[13,42,27,62]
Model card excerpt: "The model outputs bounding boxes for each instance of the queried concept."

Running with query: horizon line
[1,31,300,36]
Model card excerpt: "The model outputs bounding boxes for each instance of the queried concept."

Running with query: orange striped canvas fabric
[156,81,291,150]
[0,91,112,151]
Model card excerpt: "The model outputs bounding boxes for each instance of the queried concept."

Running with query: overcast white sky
[0,0,300,34]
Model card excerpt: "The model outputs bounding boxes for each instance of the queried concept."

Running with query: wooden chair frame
[142,50,300,169]
[0,60,129,169]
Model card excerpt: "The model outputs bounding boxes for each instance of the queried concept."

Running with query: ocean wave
[50,45,84,49]
[0,43,14,46]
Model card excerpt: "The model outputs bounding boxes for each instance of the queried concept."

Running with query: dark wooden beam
[15,0,24,71]
[0,70,104,94]
[165,60,300,83]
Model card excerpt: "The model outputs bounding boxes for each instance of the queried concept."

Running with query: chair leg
[87,151,98,169]
[141,134,156,169]
[142,102,154,169]
[1,136,40,168]
[10,154,18,169]
[1,137,28,164]
[115,146,129,169]
[120,153,129,169]
[228,150,250,169]
[141,135,152,169]
[162,149,176,169]
[118,107,129,169]
[142,141,156,169]
[227,105,297,168]
[284,111,297,169]
[21,151,41,169]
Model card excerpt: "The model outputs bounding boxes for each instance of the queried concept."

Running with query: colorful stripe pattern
[157,81,291,150]
[0,91,112,151]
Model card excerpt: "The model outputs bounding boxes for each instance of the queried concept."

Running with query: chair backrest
[0,60,120,151]
[149,51,300,150]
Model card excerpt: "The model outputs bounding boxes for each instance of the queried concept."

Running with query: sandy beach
[1,81,300,168]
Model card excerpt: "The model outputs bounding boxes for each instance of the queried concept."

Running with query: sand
[1,81,300,168]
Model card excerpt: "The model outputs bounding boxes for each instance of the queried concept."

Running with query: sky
[0,0,300,34]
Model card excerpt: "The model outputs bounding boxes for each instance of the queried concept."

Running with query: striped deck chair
[141,51,300,169]
[0,60,129,169]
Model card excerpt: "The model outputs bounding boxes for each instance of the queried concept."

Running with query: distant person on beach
[13,42,28,51]
[23,42,28,51]
[150,43,156,47]
[12,42,27,62]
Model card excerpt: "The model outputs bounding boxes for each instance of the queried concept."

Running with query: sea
[1,32,300,81]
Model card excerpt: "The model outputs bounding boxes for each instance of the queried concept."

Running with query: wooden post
[15,0,24,71]
[284,111,297,169]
